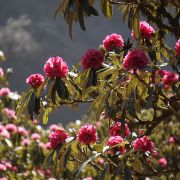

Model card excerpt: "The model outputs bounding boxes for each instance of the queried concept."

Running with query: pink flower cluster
[107,136,125,154]
[132,21,155,39]
[157,70,179,87]
[0,161,17,173]
[21,138,30,146]
[110,122,131,137]
[103,33,124,51]
[26,73,44,89]
[77,124,98,145]
[158,157,167,168]
[31,133,41,141]
[175,39,180,56]
[162,72,179,86]
[0,67,4,77]
[5,124,17,133]
[2,108,17,120]
[0,124,30,139]
[123,49,148,70]
[133,136,154,152]
[44,56,69,78]
[49,124,62,131]
[17,126,29,136]
[82,49,104,70]
[0,125,10,138]
[0,87,11,97]
[49,129,69,149]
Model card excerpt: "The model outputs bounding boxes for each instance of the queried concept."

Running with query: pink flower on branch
[44,56,69,78]
[133,136,155,152]
[77,124,98,145]
[26,73,44,89]
[123,49,148,70]
[103,33,124,51]
[107,136,126,154]
[49,129,69,149]
[110,122,131,137]
[82,49,104,70]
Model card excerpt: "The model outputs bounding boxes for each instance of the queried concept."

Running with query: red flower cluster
[133,136,154,152]
[49,129,69,149]
[82,49,104,70]
[26,73,44,89]
[175,39,180,56]
[44,56,69,78]
[123,49,148,70]
[169,136,175,144]
[132,21,155,39]
[103,33,124,51]
[158,158,167,168]
[77,124,98,145]
[107,136,125,154]
[0,87,11,97]
[110,122,131,137]
[0,67,4,77]
[162,71,179,86]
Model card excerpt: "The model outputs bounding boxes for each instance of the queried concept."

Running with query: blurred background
[0,0,175,125]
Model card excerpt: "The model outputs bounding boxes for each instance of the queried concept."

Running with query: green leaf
[16,89,32,115]
[27,90,35,120]
[111,164,121,180]
[51,82,57,104]
[75,152,101,176]
[132,8,140,39]
[78,6,86,31]
[124,166,132,180]
[63,145,72,168]
[42,108,52,125]
[56,78,69,100]
[34,96,41,115]
[86,68,97,87]
[101,0,113,18]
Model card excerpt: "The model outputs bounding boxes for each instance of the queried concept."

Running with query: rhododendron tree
[0,55,57,179]
[2,0,180,179]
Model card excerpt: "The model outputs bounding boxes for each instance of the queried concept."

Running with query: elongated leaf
[75,153,101,176]
[34,96,41,114]
[63,145,72,168]
[56,78,69,100]
[27,90,35,120]
[42,108,52,125]
[124,166,132,180]
[78,6,86,31]
[86,68,97,87]
[101,0,113,18]
[16,89,32,115]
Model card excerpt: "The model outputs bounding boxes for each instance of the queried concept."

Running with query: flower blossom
[26,73,44,89]
[77,124,98,145]
[103,33,124,51]
[49,129,69,149]
[133,136,155,152]
[82,49,104,70]
[44,56,69,78]
[123,49,148,70]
